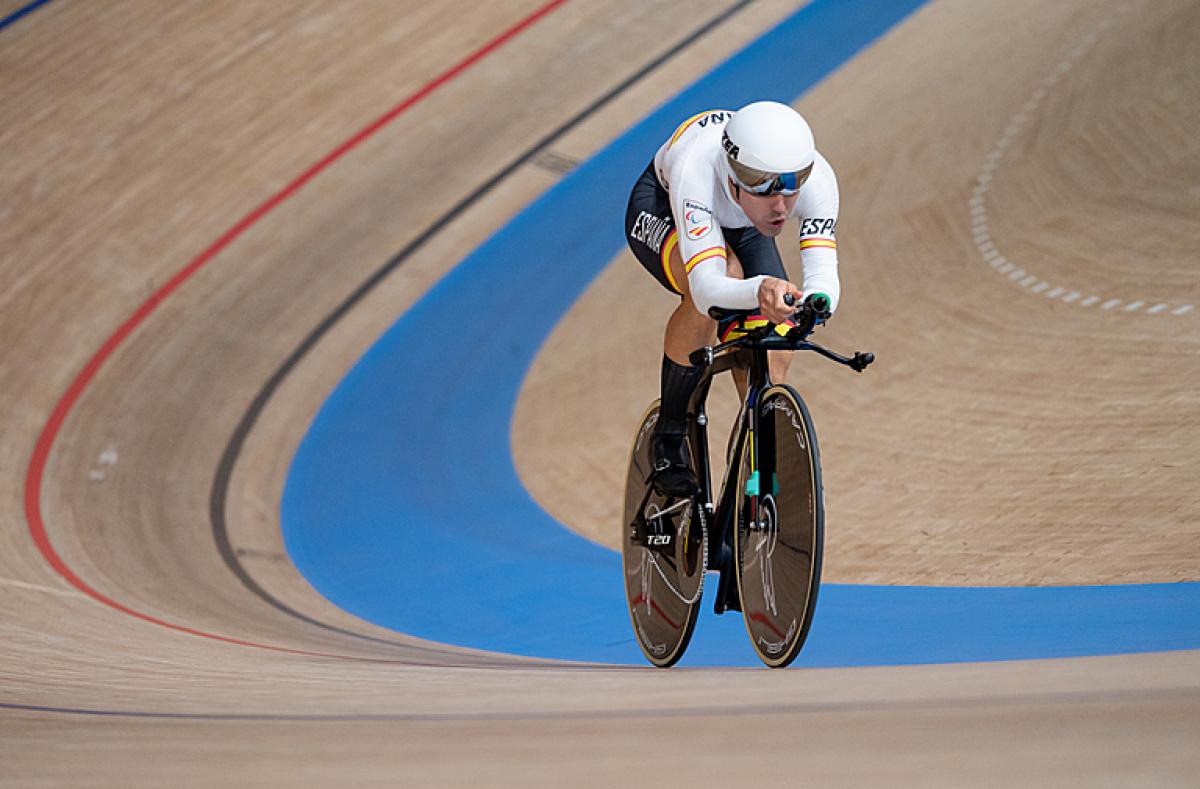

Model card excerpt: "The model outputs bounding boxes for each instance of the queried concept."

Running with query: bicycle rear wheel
[734,385,823,668]
[621,402,705,668]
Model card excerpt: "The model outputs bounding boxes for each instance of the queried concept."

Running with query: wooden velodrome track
[3,0,1198,784]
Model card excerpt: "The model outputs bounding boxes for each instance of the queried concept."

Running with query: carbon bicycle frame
[686,345,772,615]
[683,305,873,614]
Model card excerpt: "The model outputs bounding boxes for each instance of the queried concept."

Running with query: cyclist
[624,100,841,496]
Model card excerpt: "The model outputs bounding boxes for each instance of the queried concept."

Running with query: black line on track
[208,1,758,653]
[6,684,1200,722]
[0,0,53,32]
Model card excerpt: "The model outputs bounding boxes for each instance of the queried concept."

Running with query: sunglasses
[729,159,813,196]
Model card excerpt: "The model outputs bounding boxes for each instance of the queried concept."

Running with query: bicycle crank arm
[644,497,691,522]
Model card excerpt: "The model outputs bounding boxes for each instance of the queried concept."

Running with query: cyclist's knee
[665,246,690,299]
[768,350,792,381]
[726,246,744,279]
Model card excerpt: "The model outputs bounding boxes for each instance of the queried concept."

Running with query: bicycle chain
[644,499,708,605]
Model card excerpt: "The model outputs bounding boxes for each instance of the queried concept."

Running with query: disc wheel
[621,402,705,668]
[734,385,823,668]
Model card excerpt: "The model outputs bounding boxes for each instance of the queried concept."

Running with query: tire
[733,385,823,668]
[621,401,705,668]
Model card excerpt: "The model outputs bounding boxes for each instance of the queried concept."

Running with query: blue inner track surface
[281,0,1200,667]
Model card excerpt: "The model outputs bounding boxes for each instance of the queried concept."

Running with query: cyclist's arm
[795,154,841,312]
[669,165,765,315]
[688,256,767,315]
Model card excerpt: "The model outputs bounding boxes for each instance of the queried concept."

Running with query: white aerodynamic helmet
[721,101,815,195]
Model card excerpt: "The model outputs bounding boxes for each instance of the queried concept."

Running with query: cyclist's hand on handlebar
[783,292,832,336]
[757,277,803,324]
[786,292,832,321]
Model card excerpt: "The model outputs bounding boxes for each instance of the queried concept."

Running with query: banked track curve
[5,0,1199,784]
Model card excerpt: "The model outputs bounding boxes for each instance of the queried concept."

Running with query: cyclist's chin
[755,219,786,237]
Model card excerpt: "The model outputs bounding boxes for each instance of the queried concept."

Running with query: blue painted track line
[282,0,1200,666]
[1,0,53,31]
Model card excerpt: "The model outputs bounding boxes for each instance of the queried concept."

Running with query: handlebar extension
[783,292,832,321]
[849,351,875,372]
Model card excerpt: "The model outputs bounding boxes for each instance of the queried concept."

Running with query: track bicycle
[621,294,874,668]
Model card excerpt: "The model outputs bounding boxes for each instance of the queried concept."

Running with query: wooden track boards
[2,0,1198,785]
[515,0,1200,585]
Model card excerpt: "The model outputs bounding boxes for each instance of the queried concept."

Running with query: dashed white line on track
[967,5,1193,318]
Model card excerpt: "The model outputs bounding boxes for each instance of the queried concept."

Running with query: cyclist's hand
[757,277,803,324]
[803,292,832,321]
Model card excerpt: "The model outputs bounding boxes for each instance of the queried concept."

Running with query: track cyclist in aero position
[625,100,841,497]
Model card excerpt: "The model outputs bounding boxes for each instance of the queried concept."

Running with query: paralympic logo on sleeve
[683,199,713,240]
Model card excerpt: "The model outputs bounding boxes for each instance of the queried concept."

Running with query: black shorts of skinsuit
[625,160,787,295]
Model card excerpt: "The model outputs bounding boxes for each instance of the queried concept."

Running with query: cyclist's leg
[626,162,708,495]
[661,245,717,361]
[661,245,771,495]
[652,245,715,495]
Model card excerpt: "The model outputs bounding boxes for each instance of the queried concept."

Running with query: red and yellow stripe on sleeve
[667,110,715,148]
[684,247,726,274]
[799,237,837,252]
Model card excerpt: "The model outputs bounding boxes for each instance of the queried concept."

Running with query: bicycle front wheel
[734,385,823,668]
[621,401,705,668]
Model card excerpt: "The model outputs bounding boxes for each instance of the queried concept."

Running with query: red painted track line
[747,611,787,640]
[22,0,568,660]
[649,599,681,631]
[631,593,682,631]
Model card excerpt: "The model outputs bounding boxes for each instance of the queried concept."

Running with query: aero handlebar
[690,292,875,373]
